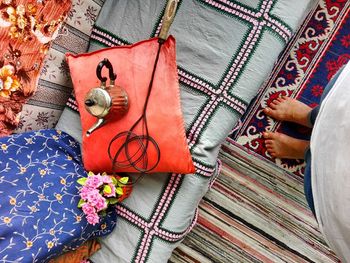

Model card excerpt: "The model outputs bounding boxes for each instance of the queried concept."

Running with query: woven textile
[231,0,350,176]
[0,0,71,136]
[0,129,117,262]
[170,141,339,262]
[51,0,317,262]
[14,0,105,133]
[49,240,100,263]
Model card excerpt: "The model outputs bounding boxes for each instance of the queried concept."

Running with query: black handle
[85,99,95,107]
[96,58,117,83]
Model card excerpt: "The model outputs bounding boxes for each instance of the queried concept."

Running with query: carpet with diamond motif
[231,0,350,176]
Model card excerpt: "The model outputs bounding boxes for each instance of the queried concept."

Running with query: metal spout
[86,118,106,137]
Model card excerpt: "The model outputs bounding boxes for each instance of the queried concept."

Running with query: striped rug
[170,140,339,262]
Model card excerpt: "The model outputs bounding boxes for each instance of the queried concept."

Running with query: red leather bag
[66,36,195,174]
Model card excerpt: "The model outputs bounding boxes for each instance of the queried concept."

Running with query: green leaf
[100,210,107,217]
[109,198,119,205]
[116,187,124,196]
[103,185,112,194]
[88,171,94,177]
[118,177,129,185]
[77,177,87,185]
[77,199,85,208]
[111,177,118,185]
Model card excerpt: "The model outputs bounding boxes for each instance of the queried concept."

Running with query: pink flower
[82,203,95,215]
[86,212,100,225]
[80,186,93,200]
[85,174,103,188]
[102,175,112,184]
[95,197,107,212]
[77,172,125,225]
[85,189,101,206]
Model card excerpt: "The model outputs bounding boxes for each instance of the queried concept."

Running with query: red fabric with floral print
[0,0,71,136]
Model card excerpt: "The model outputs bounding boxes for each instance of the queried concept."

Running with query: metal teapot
[85,58,129,136]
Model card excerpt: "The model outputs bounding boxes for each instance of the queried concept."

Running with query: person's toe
[269,102,278,109]
[263,132,271,138]
[271,99,280,106]
[263,107,272,114]
[265,145,276,156]
[265,140,273,146]
[263,132,278,139]
[266,147,274,154]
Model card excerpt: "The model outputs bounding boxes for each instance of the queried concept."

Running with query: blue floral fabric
[0,129,117,262]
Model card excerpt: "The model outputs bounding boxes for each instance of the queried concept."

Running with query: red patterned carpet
[231,0,350,176]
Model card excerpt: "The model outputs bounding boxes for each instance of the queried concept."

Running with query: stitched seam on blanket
[91,26,131,45]
[66,95,79,112]
[117,174,172,222]
[144,210,198,262]
[133,174,182,262]
[188,102,242,151]
[178,67,217,91]
[200,0,292,43]
[178,67,248,112]
[192,158,216,177]
[117,205,198,243]
[186,18,269,148]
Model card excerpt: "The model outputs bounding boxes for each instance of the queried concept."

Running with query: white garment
[311,61,350,263]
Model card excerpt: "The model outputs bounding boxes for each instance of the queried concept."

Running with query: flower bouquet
[77,172,132,225]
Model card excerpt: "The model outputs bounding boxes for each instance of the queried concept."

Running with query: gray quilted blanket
[56,0,315,262]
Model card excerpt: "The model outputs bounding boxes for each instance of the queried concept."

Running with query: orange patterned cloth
[0,0,71,136]
[49,240,101,263]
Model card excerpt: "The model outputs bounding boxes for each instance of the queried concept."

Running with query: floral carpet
[231,0,350,176]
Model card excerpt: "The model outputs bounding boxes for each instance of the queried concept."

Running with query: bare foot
[263,96,312,127]
[263,132,309,159]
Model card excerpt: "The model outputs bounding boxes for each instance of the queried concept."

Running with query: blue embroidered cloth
[0,129,117,262]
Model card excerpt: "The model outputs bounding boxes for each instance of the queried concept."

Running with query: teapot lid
[84,87,112,118]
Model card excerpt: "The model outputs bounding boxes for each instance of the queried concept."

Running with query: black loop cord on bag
[107,42,163,185]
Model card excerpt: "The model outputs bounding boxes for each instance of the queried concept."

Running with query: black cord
[107,42,163,185]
